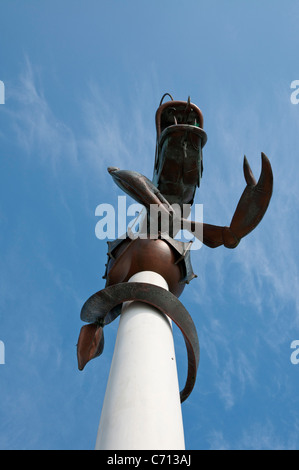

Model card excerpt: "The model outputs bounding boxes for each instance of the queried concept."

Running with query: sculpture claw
[256,152,273,194]
[225,152,273,247]
[77,323,104,370]
[243,155,256,186]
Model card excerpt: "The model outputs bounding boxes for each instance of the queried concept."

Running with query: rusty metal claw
[256,152,273,194]
[243,155,256,186]
[189,153,273,249]
[227,152,273,247]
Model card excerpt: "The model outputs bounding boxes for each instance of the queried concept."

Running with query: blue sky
[0,0,299,450]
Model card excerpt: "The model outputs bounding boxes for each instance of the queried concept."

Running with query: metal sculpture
[77,93,273,403]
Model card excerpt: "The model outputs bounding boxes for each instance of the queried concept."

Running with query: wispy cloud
[238,419,299,450]
[6,57,161,206]
[207,419,299,450]
[78,77,158,183]
[7,58,78,173]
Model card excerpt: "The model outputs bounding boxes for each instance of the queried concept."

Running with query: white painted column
[95,270,185,450]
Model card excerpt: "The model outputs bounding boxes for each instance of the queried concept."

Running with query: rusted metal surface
[153,96,207,207]
[78,282,200,403]
[103,236,196,297]
[182,152,273,248]
[77,323,104,371]
[107,154,272,250]
[108,168,173,215]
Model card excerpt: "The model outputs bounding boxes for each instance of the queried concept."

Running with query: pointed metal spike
[257,152,273,194]
[243,155,256,186]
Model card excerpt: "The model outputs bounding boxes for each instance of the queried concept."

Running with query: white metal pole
[95,270,185,450]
